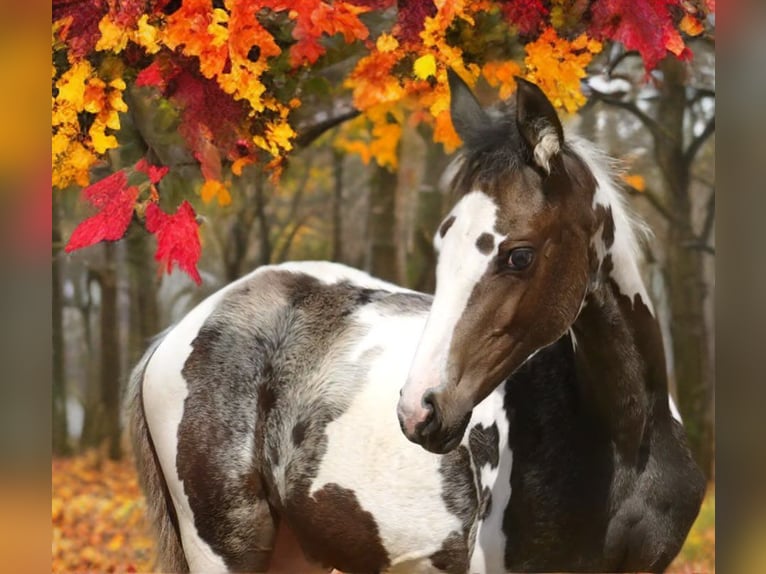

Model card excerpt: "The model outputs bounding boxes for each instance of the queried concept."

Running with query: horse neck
[569,147,671,465]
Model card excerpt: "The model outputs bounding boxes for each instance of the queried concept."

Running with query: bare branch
[684,115,715,167]
[588,88,667,142]
[698,188,715,246]
[682,240,715,255]
[294,109,360,148]
[624,186,680,226]
[687,88,716,107]
[607,50,641,75]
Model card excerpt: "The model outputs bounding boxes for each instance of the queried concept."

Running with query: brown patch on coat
[475,232,496,255]
[593,204,615,249]
[480,486,493,520]
[430,531,469,574]
[469,423,499,469]
[430,445,477,572]
[285,484,390,573]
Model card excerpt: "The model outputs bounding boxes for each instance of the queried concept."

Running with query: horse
[126,71,705,574]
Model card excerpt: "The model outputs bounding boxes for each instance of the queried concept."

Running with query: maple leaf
[135,158,170,184]
[282,0,371,66]
[395,0,437,43]
[135,60,170,89]
[65,171,138,252]
[53,0,108,59]
[591,0,690,70]
[501,0,549,37]
[413,54,437,80]
[144,201,202,284]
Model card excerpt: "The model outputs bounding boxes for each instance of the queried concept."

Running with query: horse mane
[567,134,651,258]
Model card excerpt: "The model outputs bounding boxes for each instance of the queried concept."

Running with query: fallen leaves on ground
[52,451,714,573]
[667,485,716,573]
[52,451,155,573]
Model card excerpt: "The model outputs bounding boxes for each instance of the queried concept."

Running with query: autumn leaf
[501,0,548,36]
[200,179,232,206]
[524,28,602,113]
[591,0,691,71]
[135,158,170,184]
[413,54,437,80]
[622,173,646,192]
[144,201,202,284]
[65,171,138,252]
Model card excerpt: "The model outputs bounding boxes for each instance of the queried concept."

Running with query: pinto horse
[127,72,705,573]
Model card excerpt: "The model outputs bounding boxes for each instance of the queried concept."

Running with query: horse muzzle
[397,390,471,454]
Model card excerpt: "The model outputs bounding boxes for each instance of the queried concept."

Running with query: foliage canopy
[52,0,713,282]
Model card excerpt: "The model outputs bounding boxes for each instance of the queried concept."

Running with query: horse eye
[507,247,535,270]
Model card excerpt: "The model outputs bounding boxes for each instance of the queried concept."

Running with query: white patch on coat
[669,395,683,423]
[468,386,513,574]
[400,191,504,431]
[278,260,414,293]
[310,306,465,571]
[143,284,237,572]
[569,136,654,314]
[142,261,409,572]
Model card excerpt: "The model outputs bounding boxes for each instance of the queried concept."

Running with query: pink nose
[396,398,432,437]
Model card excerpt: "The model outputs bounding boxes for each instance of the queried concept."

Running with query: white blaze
[399,191,504,431]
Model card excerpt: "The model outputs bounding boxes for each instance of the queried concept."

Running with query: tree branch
[607,50,641,75]
[588,87,667,143]
[698,188,715,246]
[682,240,715,255]
[684,115,715,167]
[294,109,360,148]
[687,88,716,107]
[624,186,680,226]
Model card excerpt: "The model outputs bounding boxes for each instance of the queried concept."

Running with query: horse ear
[448,69,490,147]
[514,77,564,173]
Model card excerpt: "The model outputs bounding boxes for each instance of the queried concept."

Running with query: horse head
[398,71,601,453]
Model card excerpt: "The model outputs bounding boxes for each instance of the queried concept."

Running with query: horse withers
[127,73,705,573]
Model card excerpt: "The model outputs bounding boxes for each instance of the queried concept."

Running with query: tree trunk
[101,244,122,460]
[255,168,272,266]
[656,58,714,476]
[366,162,399,283]
[409,133,450,292]
[52,200,70,457]
[332,149,344,263]
[127,229,159,362]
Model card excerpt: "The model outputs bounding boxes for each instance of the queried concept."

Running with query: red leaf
[591,0,689,70]
[501,0,548,37]
[65,171,138,252]
[394,0,436,43]
[135,158,170,184]
[136,61,165,89]
[53,0,108,59]
[144,201,202,284]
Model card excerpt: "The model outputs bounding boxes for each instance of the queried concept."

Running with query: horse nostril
[420,391,440,435]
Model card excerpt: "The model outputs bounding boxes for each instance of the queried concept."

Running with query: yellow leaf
[231,157,254,176]
[106,534,124,551]
[95,14,129,53]
[135,14,160,54]
[680,14,704,37]
[56,61,92,108]
[89,123,118,154]
[413,54,437,80]
[200,179,232,206]
[622,174,646,192]
[376,33,399,53]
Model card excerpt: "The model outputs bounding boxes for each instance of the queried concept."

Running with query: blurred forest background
[52,0,715,571]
